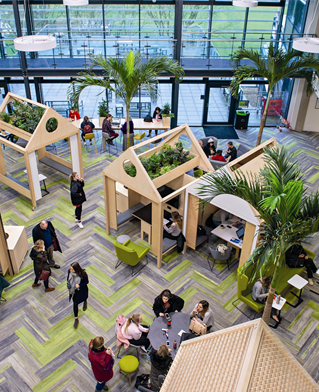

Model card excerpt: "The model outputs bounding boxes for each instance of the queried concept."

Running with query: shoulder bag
[189,316,207,335]
[39,257,50,281]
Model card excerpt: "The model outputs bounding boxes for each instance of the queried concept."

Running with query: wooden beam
[152,202,164,268]
[0,173,31,199]
[0,212,12,276]
[239,222,256,267]
[185,195,200,250]
[0,137,27,153]
[0,121,32,140]
[104,176,117,232]
[0,145,7,175]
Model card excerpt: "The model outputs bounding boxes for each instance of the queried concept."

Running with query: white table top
[211,222,243,249]
[4,226,25,249]
[272,296,286,310]
[24,170,47,182]
[73,118,169,131]
[287,274,308,290]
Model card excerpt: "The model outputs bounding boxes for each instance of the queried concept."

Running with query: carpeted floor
[203,125,239,139]
[0,127,319,391]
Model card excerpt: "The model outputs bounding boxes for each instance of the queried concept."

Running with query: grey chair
[199,136,218,150]
[207,245,233,276]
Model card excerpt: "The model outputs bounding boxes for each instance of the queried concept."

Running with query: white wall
[303,93,319,132]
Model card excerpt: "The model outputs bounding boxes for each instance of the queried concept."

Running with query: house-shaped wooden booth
[0,93,84,209]
[103,124,213,268]
[161,318,319,392]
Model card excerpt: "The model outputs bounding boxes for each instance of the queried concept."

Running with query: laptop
[236,226,245,240]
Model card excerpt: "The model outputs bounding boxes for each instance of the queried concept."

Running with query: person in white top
[190,300,214,332]
[121,313,150,351]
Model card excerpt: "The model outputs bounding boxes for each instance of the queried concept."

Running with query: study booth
[103,124,213,268]
[183,138,277,267]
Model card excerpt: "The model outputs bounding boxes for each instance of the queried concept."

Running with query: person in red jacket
[88,336,114,391]
[210,150,226,162]
[69,108,81,121]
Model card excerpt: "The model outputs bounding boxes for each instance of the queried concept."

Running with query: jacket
[286,244,306,268]
[69,110,80,120]
[70,179,86,206]
[150,349,173,392]
[30,248,51,280]
[80,120,95,134]
[226,146,237,162]
[102,119,117,136]
[88,340,113,383]
[190,303,214,327]
[116,315,130,349]
[203,143,216,157]
[67,269,89,304]
[121,321,148,340]
[0,275,10,297]
[152,294,184,317]
[163,222,181,237]
[32,221,62,253]
[211,155,226,162]
[121,121,134,134]
[252,280,267,302]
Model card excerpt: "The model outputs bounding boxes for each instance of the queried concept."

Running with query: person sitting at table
[190,300,214,332]
[252,276,279,323]
[224,141,237,162]
[163,211,185,253]
[212,209,238,227]
[149,344,173,392]
[203,138,216,158]
[286,243,318,286]
[69,107,81,121]
[147,107,162,138]
[121,115,134,150]
[80,116,95,144]
[102,114,119,146]
[121,313,150,351]
[210,150,226,162]
[153,289,184,317]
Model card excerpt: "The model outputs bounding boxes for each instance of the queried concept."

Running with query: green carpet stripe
[109,278,142,303]
[306,167,319,184]
[180,287,197,303]
[4,278,34,301]
[85,264,115,286]
[163,259,193,281]
[88,285,113,307]
[15,327,43,360]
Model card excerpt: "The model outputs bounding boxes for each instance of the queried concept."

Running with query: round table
[149,312,191,357]
[116,234,130,244]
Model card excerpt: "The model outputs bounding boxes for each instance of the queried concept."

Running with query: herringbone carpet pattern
[0,128,319,391]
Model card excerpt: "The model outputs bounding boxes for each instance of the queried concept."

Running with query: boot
[32,283,41,287]
[83,301,87,311]
[74,318,79,328]
[45,287,55,292]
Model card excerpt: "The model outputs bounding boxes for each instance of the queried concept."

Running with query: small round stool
[116,234,130,245]
[118,355,139,386]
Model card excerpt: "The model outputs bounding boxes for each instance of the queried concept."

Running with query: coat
[70,179,86,206]
[150,349,173,392]
[0,275,10,297]
[88,340,113,383]
[67,269,89,304]
[286,244,307,268]
[203,143,216,157]
[32,221,62,253]
[30,248,51,280]
[152,294,184,317]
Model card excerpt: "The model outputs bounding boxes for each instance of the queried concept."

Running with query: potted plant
[98,98,110,126]
[161,102,174,128]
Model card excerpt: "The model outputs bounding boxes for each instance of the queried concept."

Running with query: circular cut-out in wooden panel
[46,117,58,133]
[123,160,137,177]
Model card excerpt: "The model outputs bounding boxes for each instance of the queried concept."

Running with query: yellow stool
[118,355,139,386]
[83,132,98,157]
[133,132,145,152]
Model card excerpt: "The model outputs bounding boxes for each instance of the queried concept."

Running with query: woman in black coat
[70,172,86,229]
[152,289,184,317]
[150,345,173,392]
[203,138,216,158]
[67,262,89,328]
[30,240,55,292]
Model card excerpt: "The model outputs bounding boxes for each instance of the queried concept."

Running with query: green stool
[119,355,139,386]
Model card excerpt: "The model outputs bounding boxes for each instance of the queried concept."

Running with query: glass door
[203,83,236,125]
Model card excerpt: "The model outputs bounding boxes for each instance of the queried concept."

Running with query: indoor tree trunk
[256,90,272,147]
[262,254,281,325]
[124,106,130,151]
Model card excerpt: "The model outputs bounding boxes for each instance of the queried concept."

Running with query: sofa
[233,248,315,316]
[210,143,250,170]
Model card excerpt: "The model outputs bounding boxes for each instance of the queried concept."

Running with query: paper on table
[178,330,186,336]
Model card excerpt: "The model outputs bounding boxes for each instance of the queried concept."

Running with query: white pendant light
[293,0,319,53]
[63,0,89,5]
[14,35,56,51]
[233,0,258,7]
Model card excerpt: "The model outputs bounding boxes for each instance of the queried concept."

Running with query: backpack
[135,374,151,389]
[144,115,153,122]
[197,225,207,236]
[83,123,92,134]
[205,214,216,229]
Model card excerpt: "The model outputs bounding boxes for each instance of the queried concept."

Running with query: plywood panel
[151,202,163,268]
[239,222,256,267]
[186,194,200,250]
[0,213,12,276]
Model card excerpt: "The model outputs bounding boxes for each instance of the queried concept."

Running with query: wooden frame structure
[0,211,13,276]
[0,93,84,209]
[103,124,213,268]
[184,138,277,267]
[161,318,319,392]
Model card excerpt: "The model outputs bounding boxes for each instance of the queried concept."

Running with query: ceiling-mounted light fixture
[63,0,89,5]
[293,0,319,53]
[233,0,258,7]
[14,35,56,51]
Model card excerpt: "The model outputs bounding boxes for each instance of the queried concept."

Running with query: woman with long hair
[67,262,89,328]
[121,313,150,351]
[163,211,185,253]
[190,300,214,332]
[30,239,55,292]
[88,336,114,392]
[69,171,86,229]
[147,106,162,137]
[149,344,173,391]
[152,289,184,317]
[252,276,279,323]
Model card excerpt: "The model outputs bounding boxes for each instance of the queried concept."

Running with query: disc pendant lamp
[63,0,89,5]
[14,35,56,51]
[293,0,319,53]
[233,0,258,7]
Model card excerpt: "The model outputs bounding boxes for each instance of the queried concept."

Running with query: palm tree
[198,146,319,324]
[230,44,319,146]
[68,51,184,149]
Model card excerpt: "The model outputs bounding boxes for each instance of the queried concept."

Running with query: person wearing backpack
[80,116,95,145]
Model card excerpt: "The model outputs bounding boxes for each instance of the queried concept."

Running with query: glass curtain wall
[178,82,205,126]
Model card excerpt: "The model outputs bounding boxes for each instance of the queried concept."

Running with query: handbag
[135,374,151,389]
[52,236,58,251]
[189,317,207,335]
[105,355,114,371]
[38,257,50,281]
[143,115,153,123]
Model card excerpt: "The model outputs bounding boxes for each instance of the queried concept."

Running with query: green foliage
[98,98,110,117]
[46,117,58,133]
[124,164,137,177]
[0,112,12,124]
[161,102,175,118]
[12,100,45,134]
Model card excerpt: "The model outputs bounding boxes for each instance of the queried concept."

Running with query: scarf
[68,272,81,296]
